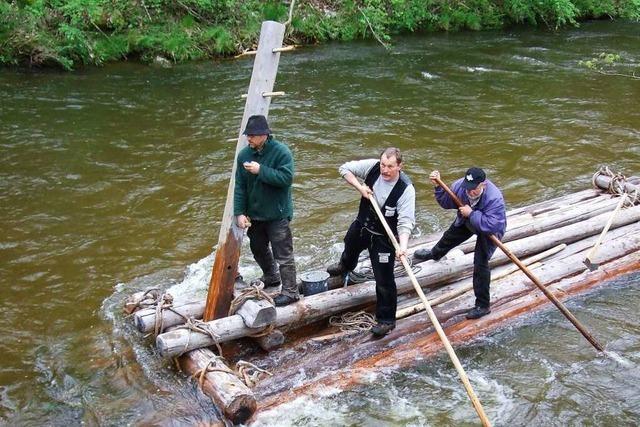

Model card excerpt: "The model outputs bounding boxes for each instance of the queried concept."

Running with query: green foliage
[580,52,622,69]
[1,0,639,69]
[579,51,639,79]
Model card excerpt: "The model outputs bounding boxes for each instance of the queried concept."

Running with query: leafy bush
[1,0,639,69]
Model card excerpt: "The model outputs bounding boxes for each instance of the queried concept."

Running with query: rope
[236,360,273,388]
[153,293,188,337]
[126,288,161,313]
[329,310,376,332]
[228,282,276,337]
[192,354,235,388]
[175,317,224,357]
[192,356,273,389]
[348,256,422,284]
[228,282,274,316]
[592,165,639,206]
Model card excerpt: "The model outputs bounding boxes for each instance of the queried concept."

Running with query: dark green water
[1,20,639,426]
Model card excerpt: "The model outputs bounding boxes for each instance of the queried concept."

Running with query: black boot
[327,262,347,276]
[260,277,281,288]
[371,322,396,337]
[413,248,434,261]
[274,294,299,307]
[466,306,491,319]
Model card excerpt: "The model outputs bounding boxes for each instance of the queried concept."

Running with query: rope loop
[153,293,177,337]
[191,357,273,389]
[592,166,639,206]
[228,281,274,316]
[175,317,224,356]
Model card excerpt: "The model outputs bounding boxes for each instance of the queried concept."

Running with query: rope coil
[329,310,376,332]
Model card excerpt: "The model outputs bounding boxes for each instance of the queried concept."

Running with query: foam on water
[251,396,348,427]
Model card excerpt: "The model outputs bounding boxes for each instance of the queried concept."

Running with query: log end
[225,396,257,424]
[254,329,285,351]
[133,309,153,333]
[237,299,277,328]
[156,331,180,358]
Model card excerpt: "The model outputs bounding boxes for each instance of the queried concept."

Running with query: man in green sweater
[234,115,299,306]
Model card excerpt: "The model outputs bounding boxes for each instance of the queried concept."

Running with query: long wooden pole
[434,177,604,352]
[368,193,492,427]
[204,21,286,321]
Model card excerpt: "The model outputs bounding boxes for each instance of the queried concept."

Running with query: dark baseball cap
[462,167,486,190]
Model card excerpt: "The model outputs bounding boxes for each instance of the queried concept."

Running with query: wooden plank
[204,21,287,321]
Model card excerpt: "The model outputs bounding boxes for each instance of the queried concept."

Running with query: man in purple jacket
[414,167,506,319]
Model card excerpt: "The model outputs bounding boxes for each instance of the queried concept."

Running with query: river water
[1,20,639,426]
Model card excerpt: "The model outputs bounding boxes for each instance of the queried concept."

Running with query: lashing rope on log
[192,355,273,389]
[124,288,161,314]
[228,282,274,315]
[175,317,224,357]
[229,282,276,337]
[592,166,640,205]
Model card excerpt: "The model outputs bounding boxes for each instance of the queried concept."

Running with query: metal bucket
[300,270,329,296]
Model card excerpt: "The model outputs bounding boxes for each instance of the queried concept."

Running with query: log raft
[156,202,640,358]
[124,171,640,424]
[134,177,634,335]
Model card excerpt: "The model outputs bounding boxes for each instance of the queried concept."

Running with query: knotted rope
[152,293,190,337]
[228,282,274,316]
[175,317,224,357]
[228,282,276,337]
[125,288,161,314]
[592,166,639,206]
[192,355,273,389]
[329,310,376,332]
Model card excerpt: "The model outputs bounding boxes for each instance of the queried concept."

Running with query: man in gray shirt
[327,148,416,337]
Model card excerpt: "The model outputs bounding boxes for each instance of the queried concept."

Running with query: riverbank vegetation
[1,0,639,70]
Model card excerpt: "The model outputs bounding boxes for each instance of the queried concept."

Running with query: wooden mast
[204,21,287,321]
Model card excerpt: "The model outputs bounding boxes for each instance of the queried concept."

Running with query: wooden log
[254,329,285,351]
[134,300,205,333]
[136,192,617,333]
[449,194,619,255]
[439,221,640,316]
[236,299,276,329]
[179,348,256,424]
[157,204,640,357]
[408,188,600,248]
[396,223,614,311]
[250,221,640,405]
[204,21,287,321]
[396,260,543,319]
[594,172,640,194]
